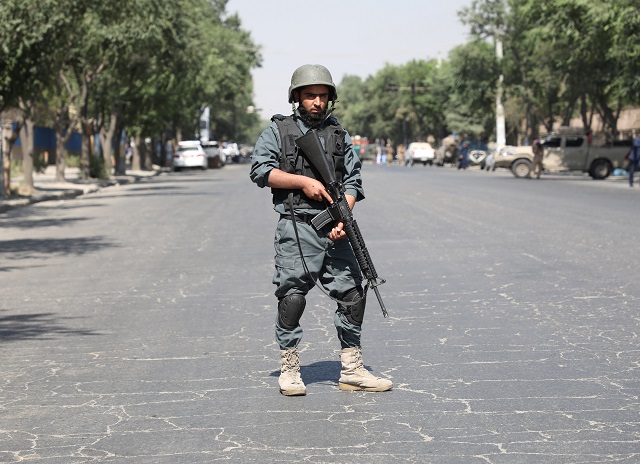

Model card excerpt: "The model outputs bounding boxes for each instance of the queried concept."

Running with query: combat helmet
[288,64,337,103]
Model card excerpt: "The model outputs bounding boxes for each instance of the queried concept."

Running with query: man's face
[297,84,330,115]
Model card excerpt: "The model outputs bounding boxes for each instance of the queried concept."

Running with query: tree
[0,0,75,194]
[441,42,498,139]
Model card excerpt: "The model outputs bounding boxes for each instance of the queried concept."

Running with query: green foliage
[1,0,261,162]
[335,60,444,146]
[66,155,81,169]
[89,151,107,180]
[460,0,639,138]
[444,41,498,137]
[0,0,79,110]
[3,0,637,153]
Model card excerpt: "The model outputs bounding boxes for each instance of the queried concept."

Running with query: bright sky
[225,0,473,119]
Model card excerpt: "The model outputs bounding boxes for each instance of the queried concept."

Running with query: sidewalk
[0,165,163,213]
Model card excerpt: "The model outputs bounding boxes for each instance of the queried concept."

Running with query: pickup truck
[493,132,630,179]
[406,142,436,166]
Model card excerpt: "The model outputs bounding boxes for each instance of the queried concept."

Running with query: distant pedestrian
[530,139,544,179]
[396,144,406,165]
[375,139,382,164]
[628,134,640,187]
[385,142,393,164]
[457,141,470,170]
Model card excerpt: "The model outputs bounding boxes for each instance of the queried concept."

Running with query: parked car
[406,142,436,166]
[201,141,225,169]
[173,141,208,171]
[221,142,240,163]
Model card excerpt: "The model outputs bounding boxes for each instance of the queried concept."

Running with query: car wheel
[589,159,612,179]
[511,159,532,178]
[173,167,181,172]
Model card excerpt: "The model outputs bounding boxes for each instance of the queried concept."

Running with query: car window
[544,137,561,148]
[565,136,584,147]
[178,146,199,152]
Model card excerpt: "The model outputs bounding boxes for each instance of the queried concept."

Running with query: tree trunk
[99,112,117,178]
[55,131,67,182]
[131,134,141,170]
[2,120,21,197]
[580,94,589,129]
[18,115,35,195]
[80,121,92,179]
[144,137,154,170]
[114,121,126,175]
[561,97,577,127]
[159,133,168,167]
[595,94,622,140]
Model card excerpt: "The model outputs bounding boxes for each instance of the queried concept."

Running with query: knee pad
[337,286,366,326]
[278,294,306,330]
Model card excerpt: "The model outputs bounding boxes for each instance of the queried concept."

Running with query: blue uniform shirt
[249,115,365,215]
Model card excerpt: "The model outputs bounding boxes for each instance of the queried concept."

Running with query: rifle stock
[294,130,388,317]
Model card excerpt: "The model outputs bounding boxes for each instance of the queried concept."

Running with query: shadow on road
[0,310,101,342]
[270,360,343,385]
[1,216,90,230]
[0,236,115,270]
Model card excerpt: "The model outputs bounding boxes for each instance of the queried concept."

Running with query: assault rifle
[295,130,388,317]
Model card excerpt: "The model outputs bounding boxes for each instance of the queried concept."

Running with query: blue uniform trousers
[272,216,363,350]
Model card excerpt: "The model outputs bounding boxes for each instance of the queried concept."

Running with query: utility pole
[385,83,430,147]
[0,120,6,199]
[495,39,506,147]
[199,106,210,142]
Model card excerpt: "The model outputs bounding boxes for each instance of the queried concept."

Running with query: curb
[0,169,163,214]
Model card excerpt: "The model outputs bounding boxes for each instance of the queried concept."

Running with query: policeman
[249,64,392,396]
[630,133,640,187]
[531,139,544,179]
[458,141,470,170]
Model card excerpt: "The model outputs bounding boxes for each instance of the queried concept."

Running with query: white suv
[173,141,208,171]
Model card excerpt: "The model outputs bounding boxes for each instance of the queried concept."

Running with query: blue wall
[15,125,82,151]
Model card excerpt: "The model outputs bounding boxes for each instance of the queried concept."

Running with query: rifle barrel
[372,285,388,318]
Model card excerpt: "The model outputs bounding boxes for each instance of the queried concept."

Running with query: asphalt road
[1,163,639,463]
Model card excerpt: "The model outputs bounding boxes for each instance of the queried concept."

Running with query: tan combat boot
[339,346,393,392]
[279,348,306,396]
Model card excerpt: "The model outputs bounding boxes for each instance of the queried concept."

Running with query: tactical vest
[271,114,347,210]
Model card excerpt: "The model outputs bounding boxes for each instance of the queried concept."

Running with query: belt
[280,213,316,225]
